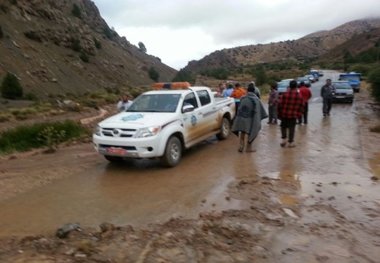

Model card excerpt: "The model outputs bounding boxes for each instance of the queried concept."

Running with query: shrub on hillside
[172,69,195,83]
[71,38,81,52]
[368,66,380,103]
[0,120,88,154]
[24,31,42,42]
[148,67,159,81]
[93,37,101,49]
[71,3,82,19]
[79,51,89,63]
[1,72,23,99]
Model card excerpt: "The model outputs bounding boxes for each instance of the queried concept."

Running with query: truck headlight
[135,126,161,138]
[94,125,101,136]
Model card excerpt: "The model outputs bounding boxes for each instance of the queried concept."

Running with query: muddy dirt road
[0,71,379,262]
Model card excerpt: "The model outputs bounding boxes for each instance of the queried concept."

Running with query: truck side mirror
[182,104,194,113]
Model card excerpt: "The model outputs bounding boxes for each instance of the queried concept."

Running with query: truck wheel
[216,117,231,140]
[161,136,182,167]
[104,155,124,163]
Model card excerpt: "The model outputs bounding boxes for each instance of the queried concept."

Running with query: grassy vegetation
[0,120,88,154]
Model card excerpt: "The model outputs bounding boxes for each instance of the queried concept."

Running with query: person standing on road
[248,81,261,99]
[268,82,279,124]
[297,81,312,124]
[215,82,226,97]
[232,84,268,153]
[320,78,335,117]
[223,83,234,98]
[117,94,133,112]
[230,83,247,111]
[277,80,304,148]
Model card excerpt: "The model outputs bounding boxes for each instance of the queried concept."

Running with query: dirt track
[0,82,379,262]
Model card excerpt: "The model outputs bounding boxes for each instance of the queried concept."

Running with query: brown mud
[0,80,379,262]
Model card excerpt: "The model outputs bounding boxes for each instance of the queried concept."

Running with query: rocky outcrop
[183,18,380,74]
[0,0,177,98]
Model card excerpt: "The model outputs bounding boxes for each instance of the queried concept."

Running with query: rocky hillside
[318,27,380,62]
[0,0,177,98]
[183,18,380,74]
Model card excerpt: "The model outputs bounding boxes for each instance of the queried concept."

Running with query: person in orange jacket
[230,83,247,111]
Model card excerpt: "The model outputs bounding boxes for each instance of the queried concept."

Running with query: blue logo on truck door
[191,115,197,126]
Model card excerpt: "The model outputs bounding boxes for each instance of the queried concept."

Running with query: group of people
[230,78,334,152]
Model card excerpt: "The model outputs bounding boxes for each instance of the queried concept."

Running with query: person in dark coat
[231,85,268,152]
[320,78,335,117]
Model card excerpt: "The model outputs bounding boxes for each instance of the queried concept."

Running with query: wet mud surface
[0,73,379,262]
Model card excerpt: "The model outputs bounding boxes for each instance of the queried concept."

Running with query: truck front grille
[102,128,136,137]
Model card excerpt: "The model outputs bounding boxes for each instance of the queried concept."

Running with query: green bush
[79,51,89,62]
[1,72,23,99]
[172,69,195,83]
[368,66,380,103]
[24,31,42,42]
[71,3,82,18]
[71,38,81,52]
[0,5,9,13]
[93,37,101,49]
[148,67,159,81]
[0,120,88,154]
[103,27,114,40]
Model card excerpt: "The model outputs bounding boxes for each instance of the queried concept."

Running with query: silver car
[277,79,293,94]
[332,81,354,103]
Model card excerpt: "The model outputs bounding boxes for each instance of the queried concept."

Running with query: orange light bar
[152,82,191,90]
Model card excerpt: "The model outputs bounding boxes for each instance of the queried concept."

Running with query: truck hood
[98,112,178,129]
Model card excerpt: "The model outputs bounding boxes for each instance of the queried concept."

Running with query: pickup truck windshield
[127,94,181,113]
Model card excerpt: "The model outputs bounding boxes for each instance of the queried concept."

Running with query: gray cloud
[92,0,380,68]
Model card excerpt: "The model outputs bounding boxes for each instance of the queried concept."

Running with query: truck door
[195,89,219,131]
[181,92,206,144]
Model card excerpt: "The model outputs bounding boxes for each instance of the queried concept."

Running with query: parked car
[332,81,354,103]
[338,72,361,92]
[296,77,311,86]
[277,79,293,94]
[310,72,319,81]
[304,74,316,83]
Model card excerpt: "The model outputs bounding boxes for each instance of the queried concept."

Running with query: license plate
[335,96,345,99]
[106,147,127,155]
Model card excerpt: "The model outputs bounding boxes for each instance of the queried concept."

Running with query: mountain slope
[0,0,177,98]
[183,18,380,74]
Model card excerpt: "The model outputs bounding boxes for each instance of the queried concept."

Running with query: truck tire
[216,117,231,140]
[161,136,182,167]
[104,155,124,163]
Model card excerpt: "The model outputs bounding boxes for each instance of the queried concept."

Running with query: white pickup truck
[93,86,235,167]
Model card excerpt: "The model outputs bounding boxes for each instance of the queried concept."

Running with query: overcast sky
[92,0,380,70]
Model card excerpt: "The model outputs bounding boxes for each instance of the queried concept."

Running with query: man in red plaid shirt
[277,80,304,148]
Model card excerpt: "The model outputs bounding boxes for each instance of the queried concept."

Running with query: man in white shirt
[117,94,133,112]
